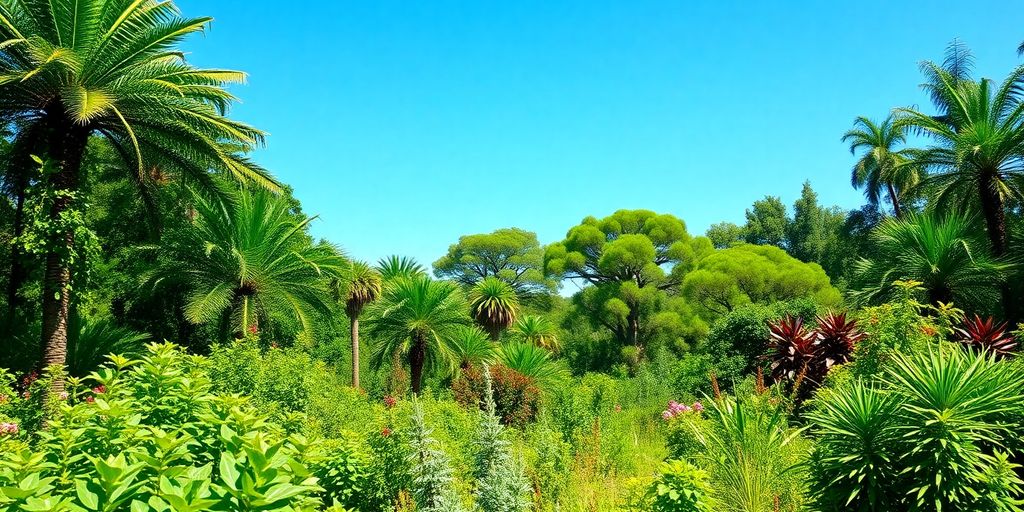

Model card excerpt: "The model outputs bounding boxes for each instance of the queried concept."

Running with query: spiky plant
[510,315,560,351]
[954,315,1017,358]
[341,261,382,389]
[66,316,148,377]
[407,399,466,512]
[365,275,469,394]
[377,255,426,281]
[841,115,921,218]
[147,190,346,339]
[497,342,566,389]
[766,315,817,384]
[814,311,865,370]
[473,366,532,512]
[448,325,496,370]
[469,277,520,341]
[0,0,276,380]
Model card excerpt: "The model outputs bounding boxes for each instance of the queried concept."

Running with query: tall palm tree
[148,190,345,338]
[469,277,520,341]
[365,275,469,394]
[0,0,275,373]
[340,260,381,389]
[510,315,560,351]
[897,46,1024,258]
[850,213,1011,310]
[842,115,920,218]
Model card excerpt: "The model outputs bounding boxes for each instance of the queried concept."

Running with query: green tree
[377,255,426,281]
[340,260,382,389]
[682,244,840,317]
[787,182,846,269]
[849,213,1010,310]
[842,115,920,218]
[0,0,275,373]
[147,190,345,339]
[433,228,555,296]
[510,315,560,351]
[705,222,744,249]
[366,275,469,394]
[743,196,789,247]
[469,277,520,341]
[545,210,710,348]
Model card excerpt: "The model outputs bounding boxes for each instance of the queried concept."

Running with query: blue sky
[177,0,1021,268]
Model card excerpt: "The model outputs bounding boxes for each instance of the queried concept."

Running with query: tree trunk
[485,324,501,342]
[886,182,902,219]
[39,118,89,394]
[409,334,426,395]
[350,316,361,389]
[978,172,1014,321]
[626,308,641,347]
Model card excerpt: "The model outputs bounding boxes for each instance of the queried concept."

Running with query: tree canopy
[433,228,554,296]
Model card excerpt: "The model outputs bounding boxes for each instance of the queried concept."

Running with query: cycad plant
[148,190,345,339]
[0,0,275,373]
[510,315,560,351]
[366,275,469,394]
[497,342,566,389]
[842,115,921,218]
[469,277,520,341]
[449,325,496,370]
[377,255,426,281]
[340,260,382,389]
[850,213,1011,310]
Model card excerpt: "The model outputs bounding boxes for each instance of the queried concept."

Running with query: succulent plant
[767,315,818,383]
[814,312,865,370]
[954,315,1017,358]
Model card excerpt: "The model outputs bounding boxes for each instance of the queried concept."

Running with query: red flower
[248,324,259,335]
[85,396,95,403]
[383,395,397,409]
[92,385,106,394]
[381,427,392,437]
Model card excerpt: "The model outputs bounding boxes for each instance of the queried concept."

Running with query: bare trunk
[886,182,902,219]
[627,308,640,347]
[978,172,1013,321]
[409,334,426,395]
[485,324,501,342]
[350,316,360,389]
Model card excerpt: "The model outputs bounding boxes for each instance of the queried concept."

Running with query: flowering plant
[662,400,704,421]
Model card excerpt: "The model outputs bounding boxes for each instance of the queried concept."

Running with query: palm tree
[510,315,560,351]
[366,275,469,394]
[377,255,426,281]
[148,190,345,338]
[448,325,496,370]
[469,277,520,341]
[850,213,1011,310]
[497,342,567,388]
[340,261,381,389]
[0,0,275,374]
[842,115,920,218]
[896,44,1024,258]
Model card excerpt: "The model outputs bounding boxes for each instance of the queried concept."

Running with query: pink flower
[85,396,95,404]
[92,385,106,394]
[692,402,704,412]
[662,410,673,420]
[58,391,69,401]
[0,423,18,436]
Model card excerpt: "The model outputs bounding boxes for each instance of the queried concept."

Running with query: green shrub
[311,435,370,510]
[643,459,715,512]
[452,364,540,427]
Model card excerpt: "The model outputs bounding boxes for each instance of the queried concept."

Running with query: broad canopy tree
[433,228,555,297]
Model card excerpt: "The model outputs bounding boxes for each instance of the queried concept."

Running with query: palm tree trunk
[886,183,903,219]
[350,316,360,389]
[409,334,426,395]
[485,324,501,342]
[39,121,89,395]
[978,173,1014,321]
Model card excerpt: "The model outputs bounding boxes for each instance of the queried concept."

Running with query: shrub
[311,435,371,510]
[452,364,540,427]
[472,367,531,512]
[662,401,709,460]
[643,459,715,512]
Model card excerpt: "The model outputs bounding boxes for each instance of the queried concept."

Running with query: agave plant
[469,277,520,341]
[766,315,817,384]
[954,315,1017,358]
[510,315,560,351]
[497,342,566,388]
[814,311,865,370]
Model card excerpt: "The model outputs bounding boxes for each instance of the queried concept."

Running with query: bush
[452,364,540,427]
[311,435,371,510]
[643,459,715,512]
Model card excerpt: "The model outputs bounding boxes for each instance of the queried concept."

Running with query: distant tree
[377,255,426,280]
[366,275,469,394]
[545,210,711,347]
[510,315,560,351]
[339,261,382,389]
[682,244,840,317]
[434,228,555,296]
[743,196,789,247]
[469,277,520,341]
[705,222,744,249]
[842,116,920,218]
[787,182,846,267]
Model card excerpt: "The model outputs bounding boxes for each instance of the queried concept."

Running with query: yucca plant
[954,315,1017,358]
[510,315,560,351]
[814,311,865,370]
[340,260,382,389]
[766,315,817,384]
[469,277,520,341]
[448,325,496,370]
[497,342,566,389]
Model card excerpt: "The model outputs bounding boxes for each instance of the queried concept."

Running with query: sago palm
[497,342,566,388]
[510,315,560,351]
[340,260,382,389]
[842,115,920,218]
[448,325,496,370]
[148,190,345,339]
[469,277,520,341]
[0,0,275,372]
[850,213,1010,310]
[365,275,469,394]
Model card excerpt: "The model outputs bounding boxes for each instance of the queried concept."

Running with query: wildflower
[0,394,7,404]
[21,391,30,399]
[270,342,279,349]
[0,423,18,436]
[692,402,704,412]
[249,324,259,335]
[383,395,397,409]
[92,385,106,394]
[662,410,672,420]
[85,396,95,404]
[381,427,392,437]
[614,403,621,412]
[920,325,938,337]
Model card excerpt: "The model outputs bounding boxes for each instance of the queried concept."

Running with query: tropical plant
[850,213,1010,309]
[510,315,560,351]
[448,325,496,370]
[814,311,865,370]
[953,315,1018,357]
[497,342,567,388]
[842,115,920,218]
[0,0,276,377]
[365,275,469,394]
[66,316,149,377]
[766,315,816,384]
[148,190,345,338]
[469,277,520,341]
[377,255,426,281]
[340,261,382,389]
[642,459,715,512]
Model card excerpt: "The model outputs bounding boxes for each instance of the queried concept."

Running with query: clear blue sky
[176,0,1021,267]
